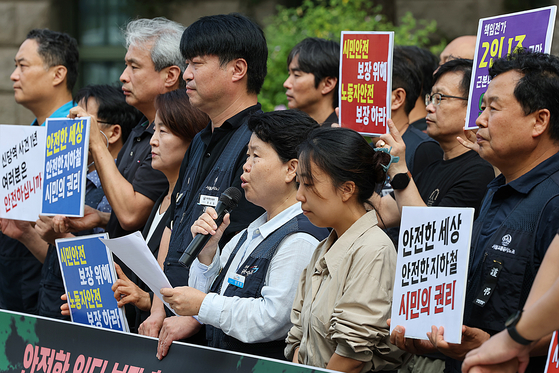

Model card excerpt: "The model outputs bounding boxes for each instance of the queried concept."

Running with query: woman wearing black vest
[158,110,329,360]
[110,90,207,332]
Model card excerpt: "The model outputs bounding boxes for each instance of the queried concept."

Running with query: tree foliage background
[259,0,445,112]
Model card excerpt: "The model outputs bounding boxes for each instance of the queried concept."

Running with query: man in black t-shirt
[377,58,494,236]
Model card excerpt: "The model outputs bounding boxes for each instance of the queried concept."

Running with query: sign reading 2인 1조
[339,31,393,136]
[465,6,556,130]
[41,117,90,217]
[56,233,128,332]
[390,206,474,344]
[0,125,45,221]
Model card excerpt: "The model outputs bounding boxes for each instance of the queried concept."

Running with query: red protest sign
[339,31,393,136]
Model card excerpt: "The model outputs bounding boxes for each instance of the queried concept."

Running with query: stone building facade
[0,0,557,125]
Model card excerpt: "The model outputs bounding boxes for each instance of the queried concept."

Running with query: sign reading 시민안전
[465,6,556,130]
[390,206,474,344]
[339,31,393,136]
[41,117,90,217]
[0,125,45,221]
[56,233,128,332]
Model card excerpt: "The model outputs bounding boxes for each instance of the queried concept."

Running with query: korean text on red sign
[339,31,393,136]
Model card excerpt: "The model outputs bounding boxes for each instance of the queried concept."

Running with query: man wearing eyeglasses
[376,58,495,231]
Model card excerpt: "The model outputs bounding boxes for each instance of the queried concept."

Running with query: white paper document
[100,231,177,315]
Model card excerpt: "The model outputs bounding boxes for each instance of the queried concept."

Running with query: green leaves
[259,0,444,112]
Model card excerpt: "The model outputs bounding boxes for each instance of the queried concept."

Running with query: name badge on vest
[199,195,218,207]
[228,273,245,288]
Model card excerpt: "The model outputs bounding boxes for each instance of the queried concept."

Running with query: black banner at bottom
[0,310,330,373]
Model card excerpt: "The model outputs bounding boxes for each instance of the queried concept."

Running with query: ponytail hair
[298,127,390,206]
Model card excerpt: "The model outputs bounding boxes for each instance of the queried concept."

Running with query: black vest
[206,214,328,360]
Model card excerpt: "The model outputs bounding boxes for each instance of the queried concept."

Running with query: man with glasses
[389,51,559,373]
[376,58,494,233]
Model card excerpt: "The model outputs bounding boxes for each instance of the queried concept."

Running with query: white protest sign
[0,125,45,221]
[390,206,474,343]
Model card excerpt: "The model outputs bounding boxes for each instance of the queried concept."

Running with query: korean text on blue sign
[41,117,90,217]
[56,234,128,332]
[465,6,556,129]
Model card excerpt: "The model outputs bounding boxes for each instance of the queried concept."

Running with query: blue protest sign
[41,117,90,217]
[56,234,128,332]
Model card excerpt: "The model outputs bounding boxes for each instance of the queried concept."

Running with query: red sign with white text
[339,31,393,136]
[545,331,559,373]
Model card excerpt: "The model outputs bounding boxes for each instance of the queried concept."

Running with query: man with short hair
[283,38,339,126]
[139,13,267,352]
[391,51,559,373]
[66,17,183,330]
[68,17,183,239]
[377,58,494,233]
[0,29,79,314]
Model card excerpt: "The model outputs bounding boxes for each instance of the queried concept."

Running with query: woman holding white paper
[104,90,207,330]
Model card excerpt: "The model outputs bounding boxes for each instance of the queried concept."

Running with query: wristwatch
[391,171,412,190]
[505,310,533,345]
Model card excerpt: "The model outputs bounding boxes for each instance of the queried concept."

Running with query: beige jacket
[285,210,408,372]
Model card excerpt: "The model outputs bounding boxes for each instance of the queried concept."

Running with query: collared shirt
[470,150,559,272]
[286,210,407,372]
[190,202,318,343]
[169,104,265,247]
[31,100,74,126]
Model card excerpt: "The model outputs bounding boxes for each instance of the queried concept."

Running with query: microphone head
[220,187,242,210]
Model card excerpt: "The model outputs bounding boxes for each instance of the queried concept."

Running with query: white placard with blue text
[56,233,128,332]
[41,117,90,217]
[0,125,46,221]
[390,206,474,344]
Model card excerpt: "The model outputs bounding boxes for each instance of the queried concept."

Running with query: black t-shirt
[168,104,265,248]
[106,119,168,238]
[414,150,495,217]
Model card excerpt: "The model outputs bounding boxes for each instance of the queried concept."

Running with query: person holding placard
[285,127,408,373]
[110,89,208,331]
[284,38,340,126]
[4,84,141,320]
[391,51,559,373]
[65,18,183,240]
[0,29,78,315]
[375,59,494,228]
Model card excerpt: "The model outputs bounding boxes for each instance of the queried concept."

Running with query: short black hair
[400,46,439,98]
[74,85,143,143]
[180,13,267,95]
[247,110,319,163]
[26,29,79,92]
[287,38,340,109]
[392,47,422,115]
[490,50,559,141]
[433,58,473,102]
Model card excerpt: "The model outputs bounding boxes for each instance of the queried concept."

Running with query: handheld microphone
[178,187,242,268]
